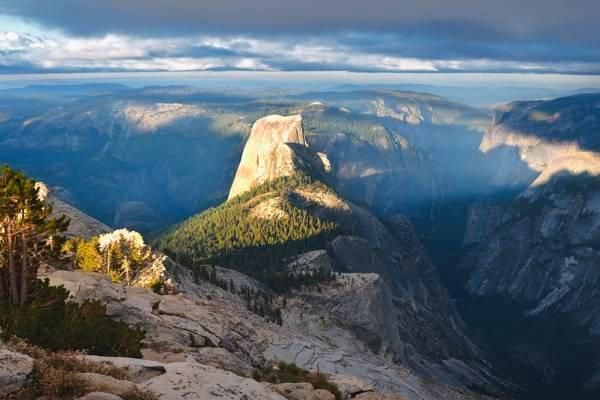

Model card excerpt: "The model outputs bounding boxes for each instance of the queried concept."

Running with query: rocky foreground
[1,263,493,400]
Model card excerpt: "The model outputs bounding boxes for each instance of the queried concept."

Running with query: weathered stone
[141,349,186,363]
[77,393,125,400]
[273,383,336,400]
[190,334,206,348]
[354,393,408,400]
[140,362,287,400]
[191,347,252,377]
[80,355,166,383]
[287,250,333,276]
[313,389,336,400]
[44,246,493,400]
[74,373,137,396]
[273,382,315,399]
[328,374,374,399]
[0,348,34,396]
[228,115,328,200]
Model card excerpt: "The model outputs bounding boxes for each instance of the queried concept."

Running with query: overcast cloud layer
[1,0,599,74]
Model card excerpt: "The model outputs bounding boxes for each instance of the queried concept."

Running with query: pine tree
[0,165,69,305]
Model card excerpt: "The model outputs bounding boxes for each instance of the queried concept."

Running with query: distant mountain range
[331,83,600,107]
[2,83,600,399]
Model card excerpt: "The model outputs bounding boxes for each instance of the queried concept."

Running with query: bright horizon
[1,71,600,92]
[2,1,600,78]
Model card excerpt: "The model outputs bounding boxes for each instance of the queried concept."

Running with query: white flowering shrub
[70,229,151,283]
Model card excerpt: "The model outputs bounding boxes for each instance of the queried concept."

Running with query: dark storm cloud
[1,0,600,74]
[2,0,599,42]
[335,33,600,64]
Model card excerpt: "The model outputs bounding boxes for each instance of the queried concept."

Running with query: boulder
[191,347,253,377]
[328,374,374,399]
[140,362,286,400]
[80,355,166,383]
[141,349,187,364]
[354,394,407,400]
[78,393,125,400]
[273,382,336,400]
[273,382,315,399]
[0,348,34,396]
[74,373,137,396]
[313,390,336,400]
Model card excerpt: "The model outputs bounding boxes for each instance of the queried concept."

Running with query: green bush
[0,279,145,358]
[73,236,103,272]
[253,361,342,400]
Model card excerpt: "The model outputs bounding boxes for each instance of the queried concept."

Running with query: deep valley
[2,83,600,400]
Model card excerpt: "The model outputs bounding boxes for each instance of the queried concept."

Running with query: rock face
[156,113,499,396]
[478,93,600,188]
[1,86,491,234]
[5,102,509,399]
[42,264,492,400]
[233,161,489,385]
[300,93,491,228]
[36,182,111,238]
[74,373,138,396]
[140,362,286,400]
[78,393,125,400]
[525,151,600,191]
[273,382,335,400]
[460,155,600,391]
[459,95,600,396]
[0,347,34,396]
[287,250,333,275]
[0,341,288,400]
[81,356,166,383]
[1,90,249,233]
[228,115,329,200]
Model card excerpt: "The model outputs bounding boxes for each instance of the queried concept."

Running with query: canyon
[1,85,600,399]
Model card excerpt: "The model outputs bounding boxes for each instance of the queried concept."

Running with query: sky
[0,0,599,78]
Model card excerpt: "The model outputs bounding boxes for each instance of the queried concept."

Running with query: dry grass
[253,361,342,400]
[4,340,158,400]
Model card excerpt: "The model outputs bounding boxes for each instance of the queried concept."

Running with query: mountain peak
[228,114,328,200]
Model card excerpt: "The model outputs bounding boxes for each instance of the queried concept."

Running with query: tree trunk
[0,247,6,300]
[7,226,18,305]
[124,258,130,284]
[19,234,29,305]
[106,246,112,275]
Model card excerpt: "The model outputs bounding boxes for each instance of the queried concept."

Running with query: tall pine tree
[0,165,69,305]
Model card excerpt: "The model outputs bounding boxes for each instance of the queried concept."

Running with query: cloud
[1,1,600,75]
[0,32,438,73]
[0,32,273,72]
[2,0,599,43]
[2,30,600,75]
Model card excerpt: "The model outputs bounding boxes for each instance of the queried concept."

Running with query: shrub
[6,341,157,400]
[0,279,145,358]
[70,229,152,284]
[149,277,166,294]
[305,370,343,400]
[253,361,342,400]
[74,236,103,272]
